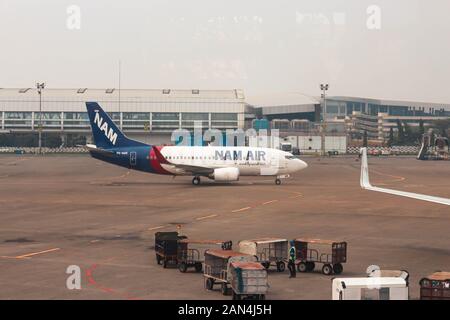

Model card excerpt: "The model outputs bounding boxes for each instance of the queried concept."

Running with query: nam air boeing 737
[85,102,308,185]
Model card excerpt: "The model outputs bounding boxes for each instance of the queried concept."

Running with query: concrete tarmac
[0,154,449,299]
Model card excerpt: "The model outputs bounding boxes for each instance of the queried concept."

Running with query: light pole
[36,82,45,154]
[320,83,329,156]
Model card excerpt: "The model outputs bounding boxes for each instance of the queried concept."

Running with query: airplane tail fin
[86,102,146,149]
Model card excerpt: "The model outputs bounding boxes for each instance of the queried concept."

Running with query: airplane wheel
[192,177,200,185]
[275,178,281,185]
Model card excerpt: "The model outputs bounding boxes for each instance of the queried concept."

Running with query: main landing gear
[192,176,201,185]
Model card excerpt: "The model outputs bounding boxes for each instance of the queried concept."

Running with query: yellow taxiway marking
[15,247,61,259]
[370,169,406,183]
[262,200,278,205]
[231,206,252,213]
[148,225,168,231]
[195,214,218,221]
[288,192,303,199]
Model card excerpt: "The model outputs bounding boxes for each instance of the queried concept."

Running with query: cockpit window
[285,155,295,160]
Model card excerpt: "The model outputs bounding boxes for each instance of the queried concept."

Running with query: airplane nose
[294,159,308,171]
[299,159,308,170]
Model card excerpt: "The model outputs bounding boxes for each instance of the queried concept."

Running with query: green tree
[396,119,405,144]
[403,122,413,144]
[432,119,450,138]
[419,119,425,136]
[388,127,394,146]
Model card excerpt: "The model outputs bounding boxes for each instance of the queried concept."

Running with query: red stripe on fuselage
[149,146,172,175]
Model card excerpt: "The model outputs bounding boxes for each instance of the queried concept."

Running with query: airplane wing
[152,145,214,175]
[360,147,450,206]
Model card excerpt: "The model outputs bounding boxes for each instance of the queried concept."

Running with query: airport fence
[0,147,88,154]
[346,146,419,155]
[0,146,419,155]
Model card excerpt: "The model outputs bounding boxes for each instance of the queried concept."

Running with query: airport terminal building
[0,88,247,145]
[0,87,449,147]
[248,95,450,142]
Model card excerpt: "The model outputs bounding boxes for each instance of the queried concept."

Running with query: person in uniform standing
[288,240,296,278]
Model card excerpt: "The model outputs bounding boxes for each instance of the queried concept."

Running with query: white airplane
[360,147,450,206]
[85,102,308,185]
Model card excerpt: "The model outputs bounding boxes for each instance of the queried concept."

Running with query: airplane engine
[211,167,240,181]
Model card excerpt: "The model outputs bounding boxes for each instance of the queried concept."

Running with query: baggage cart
[419,272,450,300]
[294,238,347,275]
[238,238,288,272]
[229,261,268,300]
[154,232,186,268]
[203,249,257,295]
[177,239,232,273]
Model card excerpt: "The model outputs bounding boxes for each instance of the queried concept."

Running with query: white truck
[332,277,409,300]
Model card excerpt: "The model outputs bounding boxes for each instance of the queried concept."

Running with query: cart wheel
[297,262,307,272]
[156,255,161,265]
[322,264,333,275]
[306,262,315,272]
[276,261,285,272]
[333,263,343,275]
[205,278,215,290]
[275,178,281,185]
[221,283,228,296]
[194,263,202,273]
[262,262,270,270]
[178,262,188,273]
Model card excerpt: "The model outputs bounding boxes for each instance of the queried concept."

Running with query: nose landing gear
[192,176,201,185]
[274,174,290,185]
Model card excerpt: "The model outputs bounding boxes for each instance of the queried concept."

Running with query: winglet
[360,147,371,189]
[359,147,450,206]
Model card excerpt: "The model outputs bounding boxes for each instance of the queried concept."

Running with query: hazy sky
[1,0,450,102]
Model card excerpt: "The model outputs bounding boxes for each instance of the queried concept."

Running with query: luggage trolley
[229,261,268,300]
[177,239,232,273]
[203,249,257,296]
[419,272,450,300]
[154,232,187,268]
[238,238,288,272]
[294,238,347,275]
